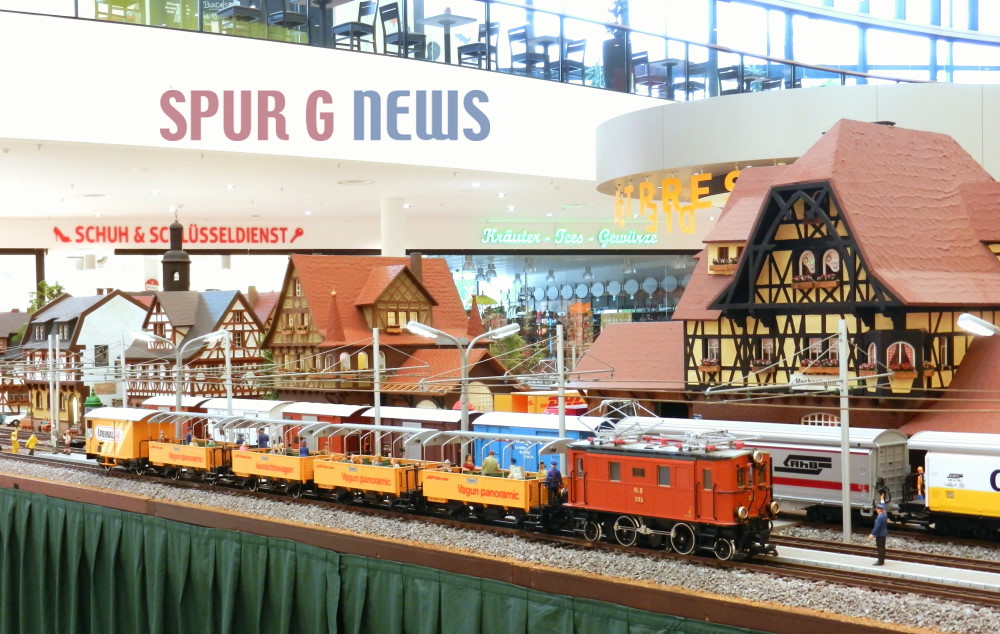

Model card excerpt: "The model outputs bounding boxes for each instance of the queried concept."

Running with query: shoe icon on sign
[53,227,72,243]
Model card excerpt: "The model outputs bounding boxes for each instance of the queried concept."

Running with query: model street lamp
[405,321,520,431]
[957,313,1000,337]
[131,329,232,438]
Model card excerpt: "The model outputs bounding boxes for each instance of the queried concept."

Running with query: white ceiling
[0,137,617,224]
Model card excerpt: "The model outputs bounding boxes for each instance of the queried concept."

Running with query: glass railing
[10,0,1000,100]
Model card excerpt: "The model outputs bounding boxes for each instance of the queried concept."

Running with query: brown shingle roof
[782,119,1000,305]
[289,255,469,347]
[703,166,788,243]
[960,182,1000,243]
[568,322,686,391]
[899,335,1000,434]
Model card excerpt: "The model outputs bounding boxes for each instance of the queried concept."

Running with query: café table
[417,9,476,63]
[526,33,560,75]
[291,0,354,47]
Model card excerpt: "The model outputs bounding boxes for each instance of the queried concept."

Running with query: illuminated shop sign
[613,170,740,233]
[159,89,490,142]
[480,227,658,248]
[52,224,304,246]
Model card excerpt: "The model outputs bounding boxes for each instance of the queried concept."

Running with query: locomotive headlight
[736,506,749,520]
[752,449,763,464]
[770,501,780,515]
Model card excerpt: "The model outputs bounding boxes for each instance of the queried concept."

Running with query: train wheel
[670,523,696,555]
[612,515,640,547]
[287,484,303,499]
[245,477,260,492]
[102,463,113,472]
[132,463,146,476]
[169,468,180,481]
[583,520,602,543]
[713,538,735,561]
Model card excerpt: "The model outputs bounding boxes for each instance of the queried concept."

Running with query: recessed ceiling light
[337,179,374,185]
[225,184,236,190]
[403,203,412,209]
[471,182,481,188]
[497,192,506,198]
[304,210,313,216]
[149,190,160,197]
[545,212,553,217]
[80,193,110,198]
[507,205,515,212]
[94,213,103,218]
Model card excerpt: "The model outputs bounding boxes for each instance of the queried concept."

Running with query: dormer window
[33,324,46,340]
[58,323,71,340]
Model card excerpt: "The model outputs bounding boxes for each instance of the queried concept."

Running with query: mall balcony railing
[13,1,1000,98]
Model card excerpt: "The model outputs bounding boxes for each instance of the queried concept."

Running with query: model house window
[887,341,915,370]
[802,413,840,427]
[759,337,775,359]
[657,466,670,486]
[705,338,720,360]
[232,331,244,348]
[294,279,302,296]
[799,251,816,277]
[822,248,841,276]
[33,324,46,340]
[339,352,351,372]
[608,461,621,482]
[153,322,166,339]
[94,345,109,367]
[934,336,951,367]
[58,323,70,340]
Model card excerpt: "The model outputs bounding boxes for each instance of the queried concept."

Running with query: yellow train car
[420,468,548,521]
[230,449,317,497]
[313,455,423,506]
[148,441,230,480]
[84,407,171,471]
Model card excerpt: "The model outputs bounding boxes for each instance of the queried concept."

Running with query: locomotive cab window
[703,469,712,490]
[631,467,645,478]
[737,465,745,488]
[609,461,621,482]
[657,466,670,486]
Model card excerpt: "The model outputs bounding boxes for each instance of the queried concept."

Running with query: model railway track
[5,450,1000,612]
[771,535,1000,574]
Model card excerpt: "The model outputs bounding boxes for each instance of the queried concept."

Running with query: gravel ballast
[3,459,999,634]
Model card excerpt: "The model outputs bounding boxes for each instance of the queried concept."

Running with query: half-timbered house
[21,291,148,433]
[125,290,267,406]
[674,118,1000,428]
[265,254,514,410]
[0,309,29,415]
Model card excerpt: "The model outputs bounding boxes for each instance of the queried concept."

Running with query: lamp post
[131,329,232,438]
[405,321,520,431]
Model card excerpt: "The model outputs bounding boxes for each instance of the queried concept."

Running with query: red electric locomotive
[561,430,778,560]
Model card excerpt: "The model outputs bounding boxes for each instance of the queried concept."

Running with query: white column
[380,198,406,256]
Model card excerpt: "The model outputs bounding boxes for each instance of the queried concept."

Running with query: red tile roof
[384,348,501,393]
[251,291,281,325]
[682,119,1000,314]
[899,335,1000,434]
[782,119,1000,306]
[672,252,726,321]
[703,166,788,243]
[568,322,686,391]
[289,255,469,347]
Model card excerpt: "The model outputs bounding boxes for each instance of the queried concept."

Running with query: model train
[82,404,778,560]
[608,416,1000,540]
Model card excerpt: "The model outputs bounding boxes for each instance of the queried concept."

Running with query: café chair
[380,2,426,58]
[673,60,708,100]
[216,0,261,30]
[331,0,378,53]
[508,25,548,77]
[457,21,499,69]
[552,38,586,84]
[717,65,743,95]
[631,51,668,96]
[264,0,306,29]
